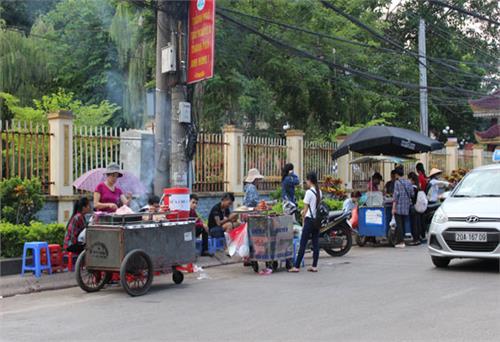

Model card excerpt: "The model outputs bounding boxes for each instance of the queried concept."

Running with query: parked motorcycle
[307,210,353,257]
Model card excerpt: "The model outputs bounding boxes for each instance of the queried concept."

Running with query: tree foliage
[0,0,498,142]
[1,89,119,126]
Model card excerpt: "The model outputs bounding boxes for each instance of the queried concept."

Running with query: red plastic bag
[227,223,249,258]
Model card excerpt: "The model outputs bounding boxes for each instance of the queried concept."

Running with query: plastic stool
[21,242,52,278]
[195,239,203,255]
[293,237,305,268]
[208,237,225,254]
[41,244,64,273]
[62,251,76,272]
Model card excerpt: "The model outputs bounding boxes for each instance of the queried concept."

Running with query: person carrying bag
[288,171,323,273]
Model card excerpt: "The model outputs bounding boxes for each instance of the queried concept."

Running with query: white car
[428,164,500,268]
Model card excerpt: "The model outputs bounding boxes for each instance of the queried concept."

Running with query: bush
[0,177,45,224]
[270,186,305,201]
[0,221,66,258]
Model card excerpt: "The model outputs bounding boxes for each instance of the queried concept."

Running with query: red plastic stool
[41,244,64,273]
[62,251,76,272]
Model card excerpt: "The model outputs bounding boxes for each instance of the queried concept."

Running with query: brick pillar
[48,110,74,223]
[335,135,351,189]
[285,130,304,184]
[472,144,485,168]
[223,125,244,194]
[445,138,458,174]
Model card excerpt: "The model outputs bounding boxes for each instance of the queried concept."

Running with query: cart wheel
[356,235,367,247]
[75,251,110,293]
[251,261,259,273]
[285,258,293,270]
[172,270,184,284]
[120,249,153,297]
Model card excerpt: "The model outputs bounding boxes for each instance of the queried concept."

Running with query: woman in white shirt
[289,171,322,273]
[427,168,449,203]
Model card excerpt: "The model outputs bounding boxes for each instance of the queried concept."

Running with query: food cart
[246,214,294,273]
[75,213,196,296]
[350,156,414,246]
[333,126,444,247]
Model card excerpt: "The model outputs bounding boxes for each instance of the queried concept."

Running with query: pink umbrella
[73,168,147,195]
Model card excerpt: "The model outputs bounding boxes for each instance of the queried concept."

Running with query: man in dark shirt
[208,192,238,238]
[384,170,397,195]
[189,194,213,257]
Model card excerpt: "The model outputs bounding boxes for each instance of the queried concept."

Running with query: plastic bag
[389,216,397,231]
[78,228,86,244]
[227,223,249,258]
[115,205,134,215]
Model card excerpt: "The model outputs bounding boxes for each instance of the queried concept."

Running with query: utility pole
[154,1,189,194]
[418,18,429,136]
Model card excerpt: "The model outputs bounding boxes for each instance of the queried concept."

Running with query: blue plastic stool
[21,242,52,278]
[293,237,305,268]
[195,239,203,255]
[208,237,225,254]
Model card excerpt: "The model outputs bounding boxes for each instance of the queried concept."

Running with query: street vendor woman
[93,163,130,213]
[243,168,264,207]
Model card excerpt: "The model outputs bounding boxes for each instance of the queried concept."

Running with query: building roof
[468,90,500,118]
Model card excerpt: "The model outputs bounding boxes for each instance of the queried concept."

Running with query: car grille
[448,217,500,222]
[443,228,499,253]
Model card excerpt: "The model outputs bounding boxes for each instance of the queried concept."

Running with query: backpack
[415,190,428,213]
[309,189,329,230]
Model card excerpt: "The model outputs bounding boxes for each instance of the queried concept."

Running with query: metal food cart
[246,214,294,272]
[76,213,196,296]
[351,156,414,246]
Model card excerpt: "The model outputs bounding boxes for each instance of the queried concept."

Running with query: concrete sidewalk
[0,252,237,298]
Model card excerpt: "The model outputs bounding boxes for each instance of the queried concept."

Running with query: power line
[429,0,500,26]
[217,11,482,95]
[217,7,497,83]
[319,1,490,97]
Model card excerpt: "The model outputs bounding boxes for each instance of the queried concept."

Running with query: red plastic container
[163,188,190,220]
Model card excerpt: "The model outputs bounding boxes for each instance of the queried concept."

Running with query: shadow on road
[444,258,500,273]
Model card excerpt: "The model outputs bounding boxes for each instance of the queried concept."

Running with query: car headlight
[432,207,448,224]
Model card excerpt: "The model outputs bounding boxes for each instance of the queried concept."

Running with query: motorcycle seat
[328,210,346,220]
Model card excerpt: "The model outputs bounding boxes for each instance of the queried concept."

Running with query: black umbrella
[332,126,444,159]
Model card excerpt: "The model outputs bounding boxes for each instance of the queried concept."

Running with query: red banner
[187,0,215,84]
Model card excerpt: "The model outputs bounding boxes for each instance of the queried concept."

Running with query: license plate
[455,232,487,242]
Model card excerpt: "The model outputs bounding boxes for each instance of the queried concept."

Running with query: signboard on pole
[187,0,215,84]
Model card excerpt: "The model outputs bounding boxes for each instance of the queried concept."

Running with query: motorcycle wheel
[323,224,352,257]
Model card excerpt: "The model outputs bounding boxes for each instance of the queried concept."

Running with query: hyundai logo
[465,216,480,223]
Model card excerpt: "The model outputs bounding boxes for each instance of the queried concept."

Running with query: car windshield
[453,169,500,198]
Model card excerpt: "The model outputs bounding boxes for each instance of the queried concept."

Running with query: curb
[0,257,240,298]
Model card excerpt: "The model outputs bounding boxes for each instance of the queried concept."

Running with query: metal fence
[193,133,226,193]
[304,141,336,183]
[73,126,124,183]
[482,151,494,166]
[244,136,287,191]
[429,149,447,174]
[458,149,474,170]
[1,120,52,193]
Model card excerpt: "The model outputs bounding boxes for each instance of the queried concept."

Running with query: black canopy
[332,126,443,159]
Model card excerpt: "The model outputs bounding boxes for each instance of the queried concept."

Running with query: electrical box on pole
[161,43,176,73]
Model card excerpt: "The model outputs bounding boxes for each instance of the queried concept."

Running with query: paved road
[1,246,498,341]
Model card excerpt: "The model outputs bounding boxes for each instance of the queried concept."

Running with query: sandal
[288,267,300,273]
[307,267,319,273]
